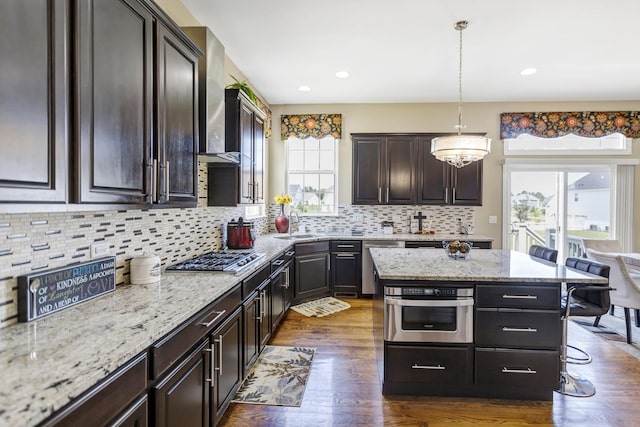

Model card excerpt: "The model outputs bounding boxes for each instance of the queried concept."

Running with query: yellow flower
[274,194,293,204]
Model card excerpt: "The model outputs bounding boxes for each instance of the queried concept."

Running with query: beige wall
[269,101,640,249]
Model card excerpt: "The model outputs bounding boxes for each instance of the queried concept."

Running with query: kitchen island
[370,248,608,401]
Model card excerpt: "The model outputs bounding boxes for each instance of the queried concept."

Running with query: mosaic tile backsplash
[0,163,473,328]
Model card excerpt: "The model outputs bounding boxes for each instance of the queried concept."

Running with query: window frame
[284,136,339,216]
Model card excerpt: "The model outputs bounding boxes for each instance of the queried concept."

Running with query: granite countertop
[0,232,495,425]
[370,248,610,283]
[270,231,494,242]
[0,236,294,427]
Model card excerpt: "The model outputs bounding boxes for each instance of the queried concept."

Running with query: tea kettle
[226,217,256,249]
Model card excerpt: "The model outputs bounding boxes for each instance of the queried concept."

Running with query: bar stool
[529,244,558,263]
[558,257,612,397]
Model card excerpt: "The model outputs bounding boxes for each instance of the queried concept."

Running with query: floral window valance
[500,111,640,139]
[280,114,342,140]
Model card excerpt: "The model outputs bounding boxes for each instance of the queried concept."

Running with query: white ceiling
[181,0,640,105]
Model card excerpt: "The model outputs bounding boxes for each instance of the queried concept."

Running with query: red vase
[274,205,289,233]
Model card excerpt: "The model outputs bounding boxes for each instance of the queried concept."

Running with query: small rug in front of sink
[232,345,315,407]
[290,296,351,317]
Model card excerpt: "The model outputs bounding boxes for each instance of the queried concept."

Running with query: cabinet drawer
[385,344,472,385]
[476,348,559,390]
[475,308,560,349]
[151,285,241,378]
[476,284,560,309]
[41,353,147,427]
[330,240,362,252]
[295,241,330,255]
[242,264,270,297]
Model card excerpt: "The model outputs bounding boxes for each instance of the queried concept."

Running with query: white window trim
[285,136,339,217]
[503,134,632,156]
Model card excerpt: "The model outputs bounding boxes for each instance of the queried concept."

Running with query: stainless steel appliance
[166,251,265,274]
[362,240,405,295]
[384,286,474,343]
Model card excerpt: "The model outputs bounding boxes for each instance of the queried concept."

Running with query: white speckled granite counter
[370,248,609,283]
[274,232,493,243]
[0,231,493,426]
[0,236,296,427]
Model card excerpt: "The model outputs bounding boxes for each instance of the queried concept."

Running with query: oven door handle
[385,297,473,307]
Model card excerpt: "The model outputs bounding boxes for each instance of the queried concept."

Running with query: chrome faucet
[289,208,300,235]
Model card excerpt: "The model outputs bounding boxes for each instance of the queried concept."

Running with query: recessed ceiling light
[520,68,537,76]
[298,85,311,92]
[336,71,350,79]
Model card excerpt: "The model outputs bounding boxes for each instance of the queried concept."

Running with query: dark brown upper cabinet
[208,89,265,206]
[352,135,415,205]
[417,135,483,206]
[0,0,69,203]
[155,23,199,207]
[1,0,200,208]
[75,0,154,205]
[352,133,483,206]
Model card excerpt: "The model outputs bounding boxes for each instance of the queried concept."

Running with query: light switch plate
[353,213,364,223]
[489,215,498,224]
[91,243,110,259]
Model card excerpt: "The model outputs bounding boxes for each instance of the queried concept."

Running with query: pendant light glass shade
[431,134,491,168]
[431,20,491,168]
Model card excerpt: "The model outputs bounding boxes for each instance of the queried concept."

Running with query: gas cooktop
[166,250,266,273]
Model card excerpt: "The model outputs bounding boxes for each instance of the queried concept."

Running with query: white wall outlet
[91,243,110,259]
[353,213,364,223]
[489,215,498,224]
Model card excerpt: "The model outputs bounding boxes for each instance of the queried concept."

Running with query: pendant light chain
[456,20,467,136]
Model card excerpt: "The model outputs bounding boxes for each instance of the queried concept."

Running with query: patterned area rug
[290,296,351,317]
[232,346,315,407]
[572,312,640,361]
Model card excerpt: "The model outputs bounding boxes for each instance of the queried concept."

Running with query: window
[503,133,631,156]
[286,136,337,215]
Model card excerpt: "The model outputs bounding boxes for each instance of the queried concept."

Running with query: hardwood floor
[220,299,640,426]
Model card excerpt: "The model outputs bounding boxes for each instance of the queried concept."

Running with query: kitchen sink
[273,234,316,240]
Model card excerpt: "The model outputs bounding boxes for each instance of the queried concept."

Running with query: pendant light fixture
[431,20,491,168]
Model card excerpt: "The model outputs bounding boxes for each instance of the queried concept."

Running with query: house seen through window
[285,136,337,215]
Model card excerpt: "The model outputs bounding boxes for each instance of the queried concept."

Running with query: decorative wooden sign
[18,256,116,322]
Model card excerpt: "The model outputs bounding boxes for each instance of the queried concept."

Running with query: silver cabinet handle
[452,187,456,203]
[386,187,389,202]
[260,290,266,318]
[205,347,214,387]
[165,160,170,201]
[285,251,295,257]
[336,244,355,248]
[502,367,537,374]
[272,259,285,266]
[215,334,223,375]
[386,297,473,307]
[378,187,382,203]
[502,294,538,300]
[198,310,226,328]
[412,364,445,370]
[444,188,449,204]
[152,159,158,202]
[502,327,538,333]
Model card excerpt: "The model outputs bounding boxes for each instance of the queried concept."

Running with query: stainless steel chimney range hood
[183,26,240,164]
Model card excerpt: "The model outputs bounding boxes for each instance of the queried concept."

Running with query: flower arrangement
[274,194,293,205]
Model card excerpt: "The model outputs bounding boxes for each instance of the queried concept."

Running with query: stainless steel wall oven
[384,286,474,343]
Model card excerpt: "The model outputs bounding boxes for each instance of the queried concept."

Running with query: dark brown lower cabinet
[111,396,148,427]
[258,280,272,348]
[294,242,331,304]
[153,340,210,427]
[211,308,243,426]
[153,307,243,427]
[270,265,289,330]
[243,290,261,374]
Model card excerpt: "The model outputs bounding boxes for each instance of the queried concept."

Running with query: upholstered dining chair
[558,257,612,397]
[529,244,558,263]
[586,249,640,344]
[582,239,639,323]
